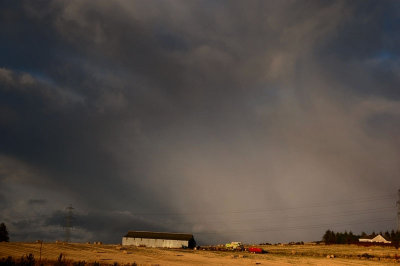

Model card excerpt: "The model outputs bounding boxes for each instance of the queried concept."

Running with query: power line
[7,193,396,220]
[194,217,395,235]
[132,193,396,216]
[163,206,395,226]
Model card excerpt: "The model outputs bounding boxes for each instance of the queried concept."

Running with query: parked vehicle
[225,242,244,250]
[248,247,263,253]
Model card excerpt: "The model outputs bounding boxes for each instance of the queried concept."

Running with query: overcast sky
[1,0,400,245]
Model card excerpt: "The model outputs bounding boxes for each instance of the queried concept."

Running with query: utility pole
[397,189,400,232]
[65,205,74,243]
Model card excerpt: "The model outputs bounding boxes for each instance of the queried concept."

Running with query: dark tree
[188,237,196,249]
[384,231,390,240]
[390,230,396,240]
[391,230,400,249]
[336,232,344,244]
[322,229,399,246]
[0,223,9,242]
[322,230,336,244]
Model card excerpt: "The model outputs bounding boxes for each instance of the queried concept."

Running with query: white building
[359,234,391,244]
[122,231,196,248]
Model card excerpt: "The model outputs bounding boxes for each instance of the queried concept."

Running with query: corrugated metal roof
[124,231,194,241]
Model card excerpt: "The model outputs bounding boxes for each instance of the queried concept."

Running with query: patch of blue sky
[16,68,57,87]
[375,50,394,61]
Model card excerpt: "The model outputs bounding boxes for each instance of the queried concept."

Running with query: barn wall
[122,237,189,248]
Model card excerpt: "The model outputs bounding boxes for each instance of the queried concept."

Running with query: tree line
[322,229,400,245]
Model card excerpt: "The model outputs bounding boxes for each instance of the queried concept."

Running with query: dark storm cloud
[28,199,47,206]
[0,193,6,210]
[0,0,400,244]
[44,210,173,243]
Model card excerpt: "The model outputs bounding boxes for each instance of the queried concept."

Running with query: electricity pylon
[65,205,74,242]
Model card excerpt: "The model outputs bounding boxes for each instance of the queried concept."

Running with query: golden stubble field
[1,242,399,265]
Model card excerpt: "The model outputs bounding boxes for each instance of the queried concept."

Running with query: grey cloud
[44,210,172,243]
[0,0,399,244]
[28,199,47,206]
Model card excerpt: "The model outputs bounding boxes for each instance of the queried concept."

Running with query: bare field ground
[0,242,399,265]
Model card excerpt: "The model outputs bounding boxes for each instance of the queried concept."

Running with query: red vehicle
[248,247,263,253]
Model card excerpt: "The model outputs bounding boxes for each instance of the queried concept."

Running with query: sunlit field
[1,242,399,265]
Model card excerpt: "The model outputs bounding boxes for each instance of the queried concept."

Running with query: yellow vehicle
[225,242,244,250]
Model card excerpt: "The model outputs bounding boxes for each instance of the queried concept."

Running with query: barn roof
[359,234,391,243]
[124,231,194,241]
[359,234,386,240]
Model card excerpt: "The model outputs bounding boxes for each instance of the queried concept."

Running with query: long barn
[122,231,196,248]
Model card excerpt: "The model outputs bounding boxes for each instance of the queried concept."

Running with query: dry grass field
[0,242,399,265]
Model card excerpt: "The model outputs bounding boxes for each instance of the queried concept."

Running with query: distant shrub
[0,256,15,266]
[21,253,35,266]
[288,241,304,245]
[54,253,67,266]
